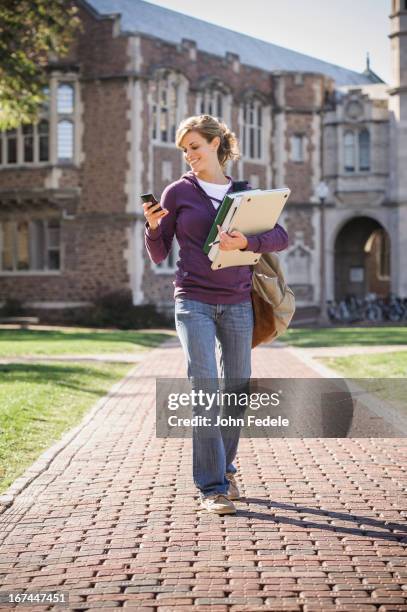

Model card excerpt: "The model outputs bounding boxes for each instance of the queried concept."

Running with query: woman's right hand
[143,201,169,230]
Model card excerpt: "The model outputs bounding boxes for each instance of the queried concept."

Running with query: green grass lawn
[0,327,173,357]
[320,353,407,419]
[0,327,173,495]
[0,361,134,493]
[321,351,407,378]
[283,326,407,348]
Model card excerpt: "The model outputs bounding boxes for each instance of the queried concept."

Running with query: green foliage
[0,298,24,316]
[0,0,81,129]
[66,290,173,329]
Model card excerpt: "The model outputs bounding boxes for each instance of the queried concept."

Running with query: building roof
[84,0,383,87]
[338,83,390,100]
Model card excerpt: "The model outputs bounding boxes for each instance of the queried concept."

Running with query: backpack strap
[231,180,250,192]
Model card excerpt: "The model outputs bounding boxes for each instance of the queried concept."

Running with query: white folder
[209,187,291,270]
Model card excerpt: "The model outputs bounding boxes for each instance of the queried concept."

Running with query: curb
[287,344,407,435]
[285,345,341,378]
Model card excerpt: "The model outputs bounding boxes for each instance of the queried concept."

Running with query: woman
[144,115,288,514]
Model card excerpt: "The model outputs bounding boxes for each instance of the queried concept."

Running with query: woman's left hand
[217,225,248,251]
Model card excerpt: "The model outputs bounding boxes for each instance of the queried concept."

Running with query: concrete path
[1,340,405,366]
[0,354,143,365]
[0,338,406,611]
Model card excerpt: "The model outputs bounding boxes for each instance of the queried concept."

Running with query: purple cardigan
[145,172,289,305]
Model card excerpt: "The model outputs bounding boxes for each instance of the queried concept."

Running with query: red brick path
[0,339,406,611]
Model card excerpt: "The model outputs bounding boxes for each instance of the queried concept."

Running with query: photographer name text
[167,414,289,427]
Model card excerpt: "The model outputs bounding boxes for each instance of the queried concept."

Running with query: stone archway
[334,216,391,300]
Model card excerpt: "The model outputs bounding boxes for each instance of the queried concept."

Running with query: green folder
[203,189,259,255]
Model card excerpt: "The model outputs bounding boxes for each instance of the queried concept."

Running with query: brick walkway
[0,338,406,611]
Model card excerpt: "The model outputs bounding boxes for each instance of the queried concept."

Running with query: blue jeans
[175,297,253,497]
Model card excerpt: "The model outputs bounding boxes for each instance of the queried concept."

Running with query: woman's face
[180,130,220,174]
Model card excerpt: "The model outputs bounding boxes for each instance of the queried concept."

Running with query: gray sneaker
[199,493,236,514]
[226,472,240,500]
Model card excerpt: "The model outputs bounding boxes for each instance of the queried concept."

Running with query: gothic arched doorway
[334,217,391,301]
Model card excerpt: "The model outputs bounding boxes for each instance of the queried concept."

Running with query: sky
[146,0,392,85]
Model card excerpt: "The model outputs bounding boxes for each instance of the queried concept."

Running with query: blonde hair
[176,114,240,168]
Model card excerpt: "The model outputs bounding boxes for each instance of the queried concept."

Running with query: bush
[0,298,25,317]
[65,290,172,329]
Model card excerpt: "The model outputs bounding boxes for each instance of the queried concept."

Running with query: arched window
[57,83,75,162]
[359,129,370,171]
[151,73,184,143]
[57,83,74,114]
[344,131,355,172]
[242,99,263,160]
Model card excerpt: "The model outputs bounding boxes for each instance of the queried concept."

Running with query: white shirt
[197,178,232,210]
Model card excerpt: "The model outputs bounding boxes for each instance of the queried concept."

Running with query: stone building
[0,0,405,322]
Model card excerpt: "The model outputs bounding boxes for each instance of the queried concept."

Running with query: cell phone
[140,193,163,212]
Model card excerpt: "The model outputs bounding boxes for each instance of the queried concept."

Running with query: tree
[0,0,81,130]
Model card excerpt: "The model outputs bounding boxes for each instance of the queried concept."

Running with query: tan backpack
[251,252,296,348]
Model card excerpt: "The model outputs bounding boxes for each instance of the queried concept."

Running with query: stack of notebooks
[203,187,291,270]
